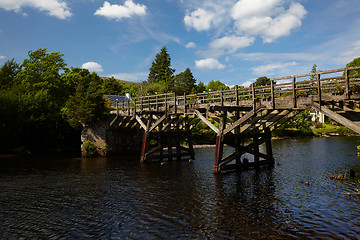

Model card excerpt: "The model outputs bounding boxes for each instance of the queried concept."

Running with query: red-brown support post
[140,132,149,162]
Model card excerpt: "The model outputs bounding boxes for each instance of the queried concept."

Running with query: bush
[83,140,98,156]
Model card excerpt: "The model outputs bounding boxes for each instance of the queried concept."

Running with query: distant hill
[100,77,140,85]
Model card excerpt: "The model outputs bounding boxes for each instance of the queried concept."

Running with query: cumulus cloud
[0,0,71,19]
[252,62,297,75]
[208,35,255,57]
[186,42,197,48]
[232,0,307,43]
[184,8,214,31]
[195,58,226,69]
[241,80,253,88]
[94,0,147,21]
[81,62,104,73]
[0,55,5,59]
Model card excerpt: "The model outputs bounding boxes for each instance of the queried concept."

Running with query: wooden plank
[149,114,167,132]
[135,114,148,131]
[222,107,261,135]
[194,110,219,133]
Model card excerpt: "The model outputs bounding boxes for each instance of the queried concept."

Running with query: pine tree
[147,46,175,93]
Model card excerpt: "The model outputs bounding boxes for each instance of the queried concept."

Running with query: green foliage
[207,80,229,91]
[346,57,360,77]
[254,76,271,86]
[273,110,314,137]
[195,81,206,93]
[0,59,20,89]
[0,48,113,153]
[173,68,196,94]
[310,64,318,81]
[63,71,109,128]
[83,140,98,156]
[147,46,175,93]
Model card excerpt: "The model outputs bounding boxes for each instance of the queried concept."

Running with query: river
[1,137,360,239]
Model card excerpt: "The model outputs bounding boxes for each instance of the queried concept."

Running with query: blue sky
[0,0,360,87]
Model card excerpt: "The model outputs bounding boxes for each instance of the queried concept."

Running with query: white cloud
[0,55,5,59]
[186,42,197,48]
[232,1,306,43]
[110,72,147,82]
[0,0,71,19]
[207,35,255,57]
[195,58,226,69]
[81,62,104,73]
[252,62,297,75]
[240,80,252,88]
[184,8,214,31]
[94,0,147,21]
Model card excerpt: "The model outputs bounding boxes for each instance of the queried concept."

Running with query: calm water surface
[1,137,360,239]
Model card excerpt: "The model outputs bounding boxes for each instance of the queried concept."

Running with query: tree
[0,59,20,89]
[63,71,109,128]
[310,64,318,81]
[346,57,360,77]
[147,46,175,93]
[195,81,206,93]
[254,76,271,86]
[173,68,196,94]
[207,80,229,91]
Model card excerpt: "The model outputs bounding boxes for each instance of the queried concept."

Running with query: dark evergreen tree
[147,46,175,93]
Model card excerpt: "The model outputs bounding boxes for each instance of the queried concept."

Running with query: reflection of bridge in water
[112,67,360,173]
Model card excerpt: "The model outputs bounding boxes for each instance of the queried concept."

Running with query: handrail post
[184,93,187,114]
[220,88,224,106]
[345,69,350,99]
[116,100,119,116]
[292,77,297,108]
[252,83,256,111]
[271,80,275,109]
[165,94,168,116]
[174,93,177,114]
[141,97,143,111]
[317,73,321,107]
[235,85,239,106]
[134,99,136,115]
[127,98,130,115]
[156,95,159,112]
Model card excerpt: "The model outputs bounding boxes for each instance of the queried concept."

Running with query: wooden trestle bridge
[112,67,360,173]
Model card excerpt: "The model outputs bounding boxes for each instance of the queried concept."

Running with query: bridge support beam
[138,113,196,163]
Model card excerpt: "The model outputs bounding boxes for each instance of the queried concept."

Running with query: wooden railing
[117,66,360,114]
